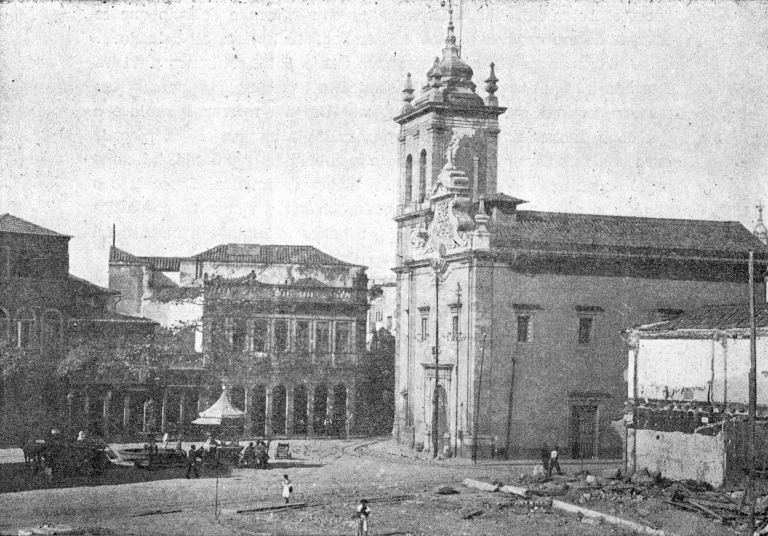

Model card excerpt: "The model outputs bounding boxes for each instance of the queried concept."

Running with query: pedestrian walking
[186,444,200,479]
[548,445,563,476]
[356,498,371,536]
[162,432,169,450]
[282,474,293,504]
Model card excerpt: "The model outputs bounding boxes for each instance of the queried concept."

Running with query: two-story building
[0,214,155,442]
[109,242,368,436]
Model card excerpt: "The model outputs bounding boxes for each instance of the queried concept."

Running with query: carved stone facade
[392,19,768,459]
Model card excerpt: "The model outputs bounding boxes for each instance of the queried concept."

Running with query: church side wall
[475,263,758,459]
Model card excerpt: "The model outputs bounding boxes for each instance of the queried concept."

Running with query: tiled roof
[482,193,528,208]
[638,304,768,331]
[68,275,118,295]
[491,210,768,257]
[0,214,68,237]
[109,247,181,271]
[193,244,358,266]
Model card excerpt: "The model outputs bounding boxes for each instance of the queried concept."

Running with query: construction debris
[434,485,459,495]
[499,484,529,498]
[460,509,484,520]
[552,500,667,536]
[462,478,499,493]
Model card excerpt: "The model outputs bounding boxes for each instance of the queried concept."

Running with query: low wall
[635,429,725,487]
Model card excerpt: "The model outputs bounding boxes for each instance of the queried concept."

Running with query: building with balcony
[391,16,768,460]
[109,242,368,437]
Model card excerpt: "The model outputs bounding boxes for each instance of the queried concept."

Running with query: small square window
[517,315,532,343]
[578,317,594,345]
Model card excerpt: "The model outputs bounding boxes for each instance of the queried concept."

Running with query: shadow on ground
[0,462,236,494]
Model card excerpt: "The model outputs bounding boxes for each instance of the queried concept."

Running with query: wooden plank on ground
[463,478,499,492]
[552,500,670,536]
[220,502,307,515]
[500,484,529,498]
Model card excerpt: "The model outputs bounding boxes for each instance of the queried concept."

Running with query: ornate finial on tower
[484,63,499,107]
[428,57,442,87]
[755,203,768,245]
[402,73,415,113]
[446,0,457,47]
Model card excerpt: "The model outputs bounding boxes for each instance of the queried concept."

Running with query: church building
[391,16,768,459]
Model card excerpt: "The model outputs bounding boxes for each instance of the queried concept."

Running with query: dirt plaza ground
[0,438,744,536]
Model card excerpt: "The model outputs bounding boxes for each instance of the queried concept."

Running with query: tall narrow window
[418,150,427,203]
[0,246,8,278]
[252,318,268,352]
[578,317,594,345]
[421,317,429,342]
[316,321,331,354]
[517,315,531,343]
[274,319,289,353]
[335,322,350,353]
[16,309,35,348]
[404,154,413,203]
[232,319,248,352]
[387,316,393,331]
[295,320,310,354]
[451,314,459,341]
[0,308,9,340]
[42,310,62,347]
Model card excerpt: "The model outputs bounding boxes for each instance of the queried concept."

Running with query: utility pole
[748,250,757,534]
[432,267,440,458]
[472,332,486,463]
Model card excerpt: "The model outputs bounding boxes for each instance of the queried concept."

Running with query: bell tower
[393,13,506,267]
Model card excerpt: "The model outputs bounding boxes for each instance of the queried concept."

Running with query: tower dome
[439,19,474,90]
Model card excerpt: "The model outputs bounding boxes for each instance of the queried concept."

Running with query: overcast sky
[1,0,766,286]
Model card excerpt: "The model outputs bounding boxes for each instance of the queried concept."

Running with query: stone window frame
[404,154,413,204]
[15,308,37,349]
[448,302,462,341]
[575,306,604,347]
[418,306,430,342]
[512,304,542,345]
[0,306,9,341]
[41,308,64,347]
[250,317,270,353]
[333,320,353,354]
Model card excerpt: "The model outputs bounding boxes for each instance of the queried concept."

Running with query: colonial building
[0,214,155,443]
[109,243,368,437]
[391,18,768,459]
[626,305,768,487]
[367,281,396,347]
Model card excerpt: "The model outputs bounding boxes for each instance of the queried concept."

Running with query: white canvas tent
[191,387,245,425]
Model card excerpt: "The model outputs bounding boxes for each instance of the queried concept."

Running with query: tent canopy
[191,388,245,425]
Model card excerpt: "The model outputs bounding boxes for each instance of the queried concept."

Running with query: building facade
[109,243,368,437]
[367,281,396,347]
[391,19,768,459]
[626,305,768,487]
[0,214,155,443]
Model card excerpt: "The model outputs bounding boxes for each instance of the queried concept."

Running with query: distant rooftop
[110,244,361,270]
[492,209,768,258]
[0,214,69,238]
[637,304,768,332]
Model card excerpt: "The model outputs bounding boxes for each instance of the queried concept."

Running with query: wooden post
[161,388,168,433]
[472,332,486,463]
[748,251,757,534]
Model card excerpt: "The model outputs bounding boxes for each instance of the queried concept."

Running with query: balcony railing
[206,284,366,305]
